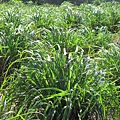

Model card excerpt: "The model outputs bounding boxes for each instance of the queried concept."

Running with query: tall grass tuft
[0,0,120,119]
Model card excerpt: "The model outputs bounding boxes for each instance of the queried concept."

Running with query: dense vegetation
[0,0,120,119]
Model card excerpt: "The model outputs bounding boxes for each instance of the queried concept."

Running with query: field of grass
[0,0,120,119]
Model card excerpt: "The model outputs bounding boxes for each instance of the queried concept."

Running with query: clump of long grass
[0,0,120,120]
[1,46,119,119]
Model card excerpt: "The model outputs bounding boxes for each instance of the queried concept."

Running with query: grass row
[0,0,120,119]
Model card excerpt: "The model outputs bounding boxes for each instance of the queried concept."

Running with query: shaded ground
[1,0,120,5]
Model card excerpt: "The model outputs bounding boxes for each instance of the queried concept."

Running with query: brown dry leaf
[113,33,120,47]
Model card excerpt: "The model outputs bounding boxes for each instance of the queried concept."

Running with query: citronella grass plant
[0,0,120,119]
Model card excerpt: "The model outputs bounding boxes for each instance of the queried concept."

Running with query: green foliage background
[0,0,120,119]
